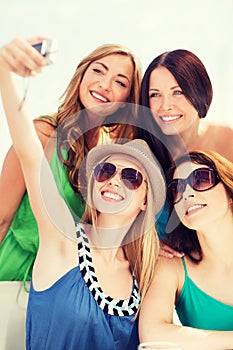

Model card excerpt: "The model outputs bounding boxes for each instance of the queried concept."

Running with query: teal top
[176,257,233,330]
[0,133,85,282]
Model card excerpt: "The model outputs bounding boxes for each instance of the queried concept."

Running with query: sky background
[1,0,233,168]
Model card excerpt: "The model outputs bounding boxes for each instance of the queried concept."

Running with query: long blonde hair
[53,44,141,193]
[82,167,160,316]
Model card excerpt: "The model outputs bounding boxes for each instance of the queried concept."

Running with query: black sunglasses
[93,162,145,190]
[168,167,220,204]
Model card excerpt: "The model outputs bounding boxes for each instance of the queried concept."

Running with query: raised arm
[0,118,55,244]
[0,37,47,76]
[0,38,75,244]
[139,257,233,350]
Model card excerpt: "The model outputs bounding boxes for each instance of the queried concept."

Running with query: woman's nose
[108,171,121,187]
[183,184,195,200]
[160,95,172,110]
[99,76,111,92]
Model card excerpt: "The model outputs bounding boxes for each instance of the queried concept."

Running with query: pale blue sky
[1,0,233,167]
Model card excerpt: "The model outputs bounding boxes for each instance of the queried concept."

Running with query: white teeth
[187,204,205,214]
[91,91,108,102]
[103,192,122,201]
[160,115,181,122]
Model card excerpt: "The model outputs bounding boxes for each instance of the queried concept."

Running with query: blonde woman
[0,57,166,347]
[0,36,142,282]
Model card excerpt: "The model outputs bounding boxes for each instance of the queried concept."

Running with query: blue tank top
[155,200,169,238]
[176,257,233,330]
[26,225,140,349]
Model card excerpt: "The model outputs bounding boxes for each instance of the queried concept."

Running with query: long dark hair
[136,105,172,173]
[164,150,233,263]
[140,49,213,118]
[137,49,213,174]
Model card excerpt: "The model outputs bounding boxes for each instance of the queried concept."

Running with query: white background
[1,0,233,168]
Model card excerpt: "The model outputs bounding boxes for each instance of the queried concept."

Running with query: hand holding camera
[32,39,58,65]
[0,37,57,77]
[0,36,58,111]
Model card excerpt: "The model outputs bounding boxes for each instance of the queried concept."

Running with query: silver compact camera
[32,39,57,65]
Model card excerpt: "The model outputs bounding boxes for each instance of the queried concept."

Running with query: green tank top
[11,137,85,249]
[176,257,233,330]
[2,136,85,282]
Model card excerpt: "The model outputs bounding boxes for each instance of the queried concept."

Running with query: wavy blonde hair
[50,44,142,192]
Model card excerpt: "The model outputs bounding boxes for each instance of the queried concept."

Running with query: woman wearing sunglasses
[139,150,233,350]
[0,59,166,349]
[0,36,142,283]
[137,48,233,255]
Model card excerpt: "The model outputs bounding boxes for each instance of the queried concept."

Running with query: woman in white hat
[0,60,165,349]
[0,36,142,283]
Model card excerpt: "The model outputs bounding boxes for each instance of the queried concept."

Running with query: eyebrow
[94,62,131,82]
[149,85,181,91]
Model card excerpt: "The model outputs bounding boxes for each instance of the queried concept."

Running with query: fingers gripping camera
[32,39,57,65]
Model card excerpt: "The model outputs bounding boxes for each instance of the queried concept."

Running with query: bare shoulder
[154,256,183,280]
[33,115,56,148]
[204,121,233,136]
[202,122,233,162]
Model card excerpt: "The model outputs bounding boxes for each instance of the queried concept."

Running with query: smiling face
[92,155,147,224]
[79,54,133,111]
[149,67,200,136]
[173,162,231,231]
